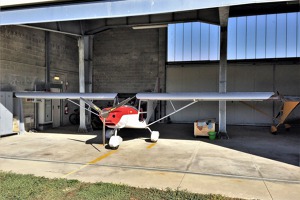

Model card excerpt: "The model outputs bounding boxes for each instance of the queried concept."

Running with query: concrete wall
[93,28,166,94]
[0,26,79,128]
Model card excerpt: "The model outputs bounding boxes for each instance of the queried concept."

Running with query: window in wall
[168,12,300,62]
[167,22,220,62]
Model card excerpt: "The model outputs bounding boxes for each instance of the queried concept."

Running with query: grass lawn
[0,171,244,200]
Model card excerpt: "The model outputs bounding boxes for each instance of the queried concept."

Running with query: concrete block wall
[0,26,79,127]
[48,32,79,125]
[93,28,166,94]
[0,26,45,92]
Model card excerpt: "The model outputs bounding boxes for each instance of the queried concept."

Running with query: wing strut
[147,101,198,127]
[169,101,176,111]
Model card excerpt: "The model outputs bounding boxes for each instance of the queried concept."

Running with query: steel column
[78,36,87,132]
[18,98,26,134]
[218,7,229,138]
[85,35,94,131]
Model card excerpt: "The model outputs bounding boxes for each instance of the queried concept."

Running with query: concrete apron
[0,124,299,200]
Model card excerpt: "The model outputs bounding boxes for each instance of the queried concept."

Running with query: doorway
[50,88,61,128]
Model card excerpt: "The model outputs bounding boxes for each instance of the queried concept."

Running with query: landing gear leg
[147,127,160,143]
[108,129,123,150]
[105,128,114,139]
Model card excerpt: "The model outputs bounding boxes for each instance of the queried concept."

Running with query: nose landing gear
[106,128,123,150]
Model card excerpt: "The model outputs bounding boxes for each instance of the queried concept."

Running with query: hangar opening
[0,0,299,136]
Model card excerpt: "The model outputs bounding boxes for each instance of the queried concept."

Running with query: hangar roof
[0,0,299,36]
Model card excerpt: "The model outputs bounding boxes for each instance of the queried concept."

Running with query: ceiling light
[132,24,168,30]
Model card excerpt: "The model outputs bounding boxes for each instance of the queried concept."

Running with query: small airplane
[15,91,300,149]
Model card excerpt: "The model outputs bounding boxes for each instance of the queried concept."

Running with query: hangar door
[166,64,276,125]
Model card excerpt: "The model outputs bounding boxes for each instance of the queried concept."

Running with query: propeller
[80,96,135,119]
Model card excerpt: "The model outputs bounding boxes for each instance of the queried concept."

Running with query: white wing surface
[15,92,117,100]
[136,92,275,101]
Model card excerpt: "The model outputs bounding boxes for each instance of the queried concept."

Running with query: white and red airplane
[15,91,300,149]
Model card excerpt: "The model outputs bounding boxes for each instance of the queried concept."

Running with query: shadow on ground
[39,123,300,166]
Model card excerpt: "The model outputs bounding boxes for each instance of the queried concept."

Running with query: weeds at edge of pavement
[0,171,244,200]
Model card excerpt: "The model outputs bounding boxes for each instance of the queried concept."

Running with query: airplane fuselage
[100,105,147,129]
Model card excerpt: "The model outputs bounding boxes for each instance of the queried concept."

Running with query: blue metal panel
[276,13,287,58]
[167,24,175,62]
[287,13,297,57]
[236,17,247,59]
[227,18,237,59]
[256,15,267,58]
[0,0,293,25]
[191,22,201,61]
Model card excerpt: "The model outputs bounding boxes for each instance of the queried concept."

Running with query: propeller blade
[80,97,102,114]
[99,96,135,119]
[109,96,135,112]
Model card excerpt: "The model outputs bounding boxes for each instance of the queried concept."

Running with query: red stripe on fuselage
[100,105,138,126]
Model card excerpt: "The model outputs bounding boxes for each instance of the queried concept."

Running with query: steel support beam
[78,36,87,132]
[84,35,93,94]
[218,7,229,139]
[0,0,292,25]
[78,35,94,132]
[85,35,93,131]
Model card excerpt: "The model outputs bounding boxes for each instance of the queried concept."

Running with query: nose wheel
[108,129,123,149]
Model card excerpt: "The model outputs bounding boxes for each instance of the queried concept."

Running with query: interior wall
[48,32,79,125]
[166,64,219,123]
[167,62,300,125]
[93,28,166,94]
[0,26,79,127]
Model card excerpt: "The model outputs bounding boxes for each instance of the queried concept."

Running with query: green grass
[0,171,243,200]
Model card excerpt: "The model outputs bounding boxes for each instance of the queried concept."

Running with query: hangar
[0,0,300,136]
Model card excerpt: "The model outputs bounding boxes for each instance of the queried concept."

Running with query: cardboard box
[194,119,215,137]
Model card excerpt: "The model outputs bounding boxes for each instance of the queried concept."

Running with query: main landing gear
[105,128,160,149]
[270,123,291,135]
[147,127,159,142]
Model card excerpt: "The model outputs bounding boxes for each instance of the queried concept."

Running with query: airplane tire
[109,136,123,150]
[150,131,159,142]
[270,126,277,134]
[111,146,119,150]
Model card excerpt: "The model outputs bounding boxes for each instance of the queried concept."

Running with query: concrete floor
[0,124,299,199]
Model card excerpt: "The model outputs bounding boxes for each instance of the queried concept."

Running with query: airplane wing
[15,92,118,100]
[136,92,275,101]
[282,95,300,102]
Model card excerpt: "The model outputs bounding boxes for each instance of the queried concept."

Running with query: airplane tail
[271,92,300,133]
